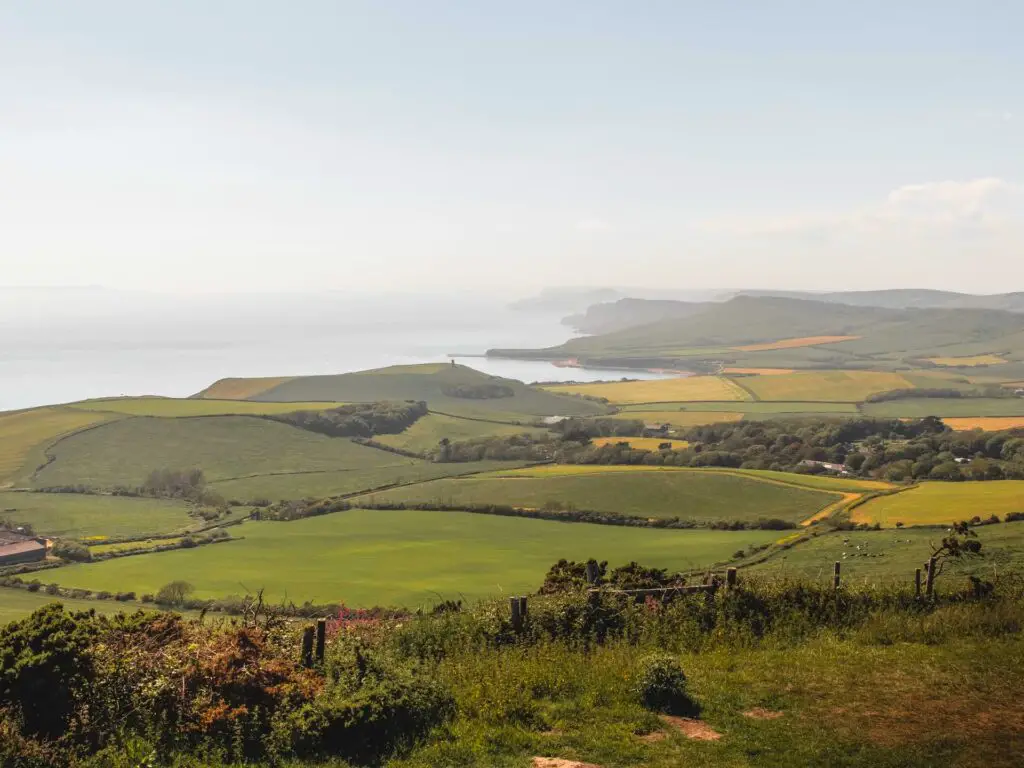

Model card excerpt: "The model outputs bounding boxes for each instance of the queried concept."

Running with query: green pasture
[244,363,605,418]
[208,460,533,502]
[621,401,860,413]
[0,589,129,625]
[69,397,347,418]
[355,468,840,524]
[50,510,781,606]
[862,398,1024,417]
[374,413,548,454]
[753,522,1024,582]
[34,416,407,488]
[0,491,194,539]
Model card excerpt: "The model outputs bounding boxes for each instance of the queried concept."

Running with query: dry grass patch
[850,481,1024,526]
[926,354,1007,367]
[612,410,744,427]
[542,376,750,404]
[194,376,295,399]
[659,715,722,741]
[591,437,689,450]
[944,416,1024,431]
[732,335,860,352]
[743,370,914,402]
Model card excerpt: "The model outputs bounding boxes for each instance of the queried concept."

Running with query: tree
[929,521,983,581]
[155,580,195,606]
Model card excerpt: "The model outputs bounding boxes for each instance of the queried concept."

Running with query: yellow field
[541,376,751,404]
[611,410,744,427]
[731,335,860,352]
[743,370,914,402]
[851,481,1024,526]
[591,437,689,450]
[69,397,346,418]
[723,367,795,376]
[0,407,118,486]
[925,354,1006,367]
[195,376,294,399]
[944,417,1024,431]
[801,492,861,526]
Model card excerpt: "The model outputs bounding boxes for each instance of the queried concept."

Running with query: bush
[51,539,92,563]
[632,653,698,715]
[1006,511,1024,522]
[155,580,194,606]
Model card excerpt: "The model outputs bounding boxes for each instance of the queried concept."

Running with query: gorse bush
[632,652,697,715]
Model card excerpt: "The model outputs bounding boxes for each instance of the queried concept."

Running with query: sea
[0,290,672,411]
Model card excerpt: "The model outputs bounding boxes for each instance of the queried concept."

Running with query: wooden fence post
[833,561,841,589]
[914,568,922,598]
[300,626,314,667]
[925,556,936,599]
[518,596,528,622]
[315,618,327,663]
[510,596,523,633]
[726,567,737,588]
[585,561,600,585]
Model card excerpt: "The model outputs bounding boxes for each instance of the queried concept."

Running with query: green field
[850,481,1024,526]
[622,401,861,413]
[34,416,409,488]
[374,413,548,454]
[742,371,914,402]
[216,363,604,418]
[753,522,1024,582]
[0,491,195,538]
[208,460,532,501]
[862,398,1024,417]
[355,467,840,524]
[51,509,782,606]
[68,397,347,417]
[0,589,130,625]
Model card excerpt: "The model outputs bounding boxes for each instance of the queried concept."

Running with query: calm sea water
[0,291,670,411]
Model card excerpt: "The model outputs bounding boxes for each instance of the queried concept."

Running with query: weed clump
[633,652,698,716]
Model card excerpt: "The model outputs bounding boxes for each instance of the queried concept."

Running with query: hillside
[737,288,1024,312]
[492,296,1024,373]
[563,298,711,334]
[199,363,605,418]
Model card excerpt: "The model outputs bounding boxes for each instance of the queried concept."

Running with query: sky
[1,1,1022,295]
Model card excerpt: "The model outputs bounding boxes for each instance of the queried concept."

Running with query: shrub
[632,653,698,715]
[155,580,194,606]
[1006,511,1024,522]
[51,539,92,563]
[95,591,112,600]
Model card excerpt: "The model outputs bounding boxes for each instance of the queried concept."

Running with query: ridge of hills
[492,295,1024,373]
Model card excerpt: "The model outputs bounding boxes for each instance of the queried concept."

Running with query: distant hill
[197,363,606,418]
[491,296,1024,372]
[732,289,1024,312]
[563,298,712,334]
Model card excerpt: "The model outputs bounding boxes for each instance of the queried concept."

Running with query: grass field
[34,416,409,488]
[926,354,1007,367]
[0,589,130,625]
[89,536,185,555]
[753,522,1024,582]
[722,367,795,375]
[541,376,751,404]
[590,437,689,450]
[374,413,548,454]
[69,397,346,417]
[208,460,532,501]
[623,401,860,413]
[0,491,194,538]
[0,407,120,487]
[862,398,1024,417]
[611,410,745,427]
[944,416,1024,431]
[742,370,914,402]
[731,335,861,352]
[50,510,782,606]
[850,481,1024,526]
[356,467,840,524]
[236,364,605,418]
[194,376,296,399]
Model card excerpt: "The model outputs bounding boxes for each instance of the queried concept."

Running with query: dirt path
[800,492,860,526]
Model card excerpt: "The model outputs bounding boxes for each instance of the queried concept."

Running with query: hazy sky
[2,1,1021,294]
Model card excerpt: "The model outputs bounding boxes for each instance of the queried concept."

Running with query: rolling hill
[197,363,605,418]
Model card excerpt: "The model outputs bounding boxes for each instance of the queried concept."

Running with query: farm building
[798,459,848,474]
[643,422,670,436]
[0,532,48,566]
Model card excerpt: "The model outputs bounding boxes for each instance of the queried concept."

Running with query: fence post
[315,618,327,663]
[726,567,737,588]
[300,625,314,667]
[510,596,523,633]
[585,561,600,585]
[914,568,922,598]
[925,556,936,599]
[833,561,841,589]
[518,595,528,622]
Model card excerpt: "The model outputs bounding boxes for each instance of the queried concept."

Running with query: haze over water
[0,290,669,411]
